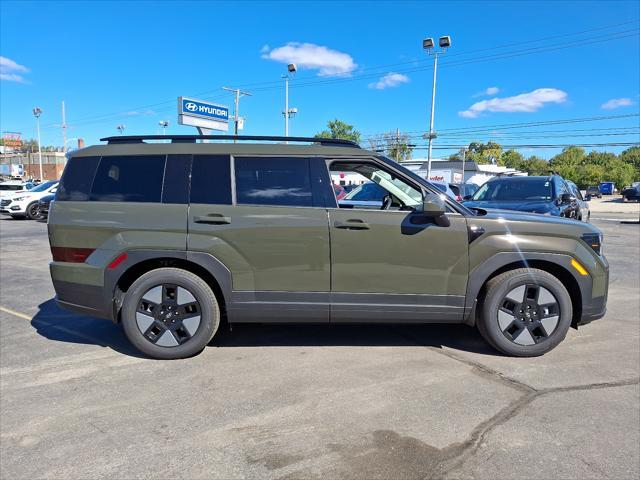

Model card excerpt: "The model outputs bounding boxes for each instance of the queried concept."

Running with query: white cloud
[262,42,357,76]
[459,88,567,118]
[0,56,29,83]
[472,86,500,97]
[601,98,633,110]
[368,72,409,90]
[260,44,270,54]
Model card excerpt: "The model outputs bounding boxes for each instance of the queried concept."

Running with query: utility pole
[222,87,252,141]
[422,35,451,179]
[32,107,43,180]
[396,128,400,162]
[61,101,68,153]
[460,147,467,185]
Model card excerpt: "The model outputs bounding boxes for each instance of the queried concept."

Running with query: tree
[501,150,526,170]
[368,130,414,162]
[465,141,503,165]
[620,146,640,174]
[315,119,361,144]
[522,156,551,176]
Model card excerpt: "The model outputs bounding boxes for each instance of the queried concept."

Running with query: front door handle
[334,219,370,230]
[194,214,231,225]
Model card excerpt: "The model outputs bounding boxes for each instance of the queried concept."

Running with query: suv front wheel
[477,268,572,357]
[121,268,220,359]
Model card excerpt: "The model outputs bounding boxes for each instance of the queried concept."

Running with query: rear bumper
[53,279,113,321]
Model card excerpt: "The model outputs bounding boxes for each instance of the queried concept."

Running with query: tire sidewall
[482,271,573,357]
[121,269,219,359]
[26,201,39,220]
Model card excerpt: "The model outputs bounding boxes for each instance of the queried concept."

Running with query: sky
[1,0,639,159]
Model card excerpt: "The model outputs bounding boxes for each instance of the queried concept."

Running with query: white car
[0,180,35,200]
[0,180,58,219]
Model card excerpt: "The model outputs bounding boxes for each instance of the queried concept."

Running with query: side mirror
[560,193,575,204]
[463,195,473,201]
[419,192,446,217]
[585,194,591,201]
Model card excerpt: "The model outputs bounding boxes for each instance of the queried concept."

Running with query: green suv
[48,135,608,359]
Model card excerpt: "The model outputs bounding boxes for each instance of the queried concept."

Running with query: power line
[12,23,639,135]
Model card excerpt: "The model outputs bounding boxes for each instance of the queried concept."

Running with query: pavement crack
[436,377,640,478]
[391,327,537,394]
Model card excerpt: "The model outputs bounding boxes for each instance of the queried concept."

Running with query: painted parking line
[0,306,32,321]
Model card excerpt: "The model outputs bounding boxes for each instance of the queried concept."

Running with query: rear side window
[235,157,313,207]
[90,155,165,202]
[190,155,232,205]
[56,156,100,201]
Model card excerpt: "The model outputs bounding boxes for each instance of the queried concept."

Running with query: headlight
[13,196,27,201]
[582,232,603,256]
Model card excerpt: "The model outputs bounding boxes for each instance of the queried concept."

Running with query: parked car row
[0,180,58,219]
[621,182,640,202]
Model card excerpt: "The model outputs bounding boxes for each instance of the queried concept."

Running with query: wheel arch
[107,251,233,323]
[465,253,585,328]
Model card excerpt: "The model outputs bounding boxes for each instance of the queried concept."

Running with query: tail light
[51,246,95,263]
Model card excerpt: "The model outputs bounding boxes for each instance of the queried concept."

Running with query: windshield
[30,181,57,193]
[472,178,553,201]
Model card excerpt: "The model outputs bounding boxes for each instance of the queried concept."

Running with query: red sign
[2,132,22,148]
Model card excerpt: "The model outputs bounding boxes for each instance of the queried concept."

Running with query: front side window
[330,161,422,210]
[235,157,313,207]
[90,155,165,202]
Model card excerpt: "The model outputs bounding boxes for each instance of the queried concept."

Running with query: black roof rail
[99,135,361,148]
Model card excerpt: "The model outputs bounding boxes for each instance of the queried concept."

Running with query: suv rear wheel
[121,268,220,359]
[477,268,572,357]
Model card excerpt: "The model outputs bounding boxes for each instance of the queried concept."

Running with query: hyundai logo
[184,102,198,112]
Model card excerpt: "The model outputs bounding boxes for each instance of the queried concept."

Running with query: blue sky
[1,0,639,159]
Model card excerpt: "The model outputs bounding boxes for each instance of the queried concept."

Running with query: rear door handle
[334,219,370,230]
[194,214,231,225]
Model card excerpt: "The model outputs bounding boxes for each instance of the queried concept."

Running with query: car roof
[72,136,377,159]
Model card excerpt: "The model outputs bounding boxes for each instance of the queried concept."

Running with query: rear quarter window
[56,156,100,201]
[90,155,166,202]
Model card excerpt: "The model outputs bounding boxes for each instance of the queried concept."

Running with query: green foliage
[501,150,526,170]
[457,141,638,189]
[315,119,361,144]
[465,141,503,165]
[367,131,414,161]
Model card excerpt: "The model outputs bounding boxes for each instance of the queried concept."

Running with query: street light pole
[423,35,451,179]
[427,51,439,177]
[283,63,297,142]
[32,107,43,180]
[159,120,169,135]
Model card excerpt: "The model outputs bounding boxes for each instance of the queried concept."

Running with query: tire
[477,268,572,357]
[121,268,220,359]
[26,201,40,220]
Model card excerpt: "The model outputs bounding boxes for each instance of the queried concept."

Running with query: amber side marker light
[571,258,589,276]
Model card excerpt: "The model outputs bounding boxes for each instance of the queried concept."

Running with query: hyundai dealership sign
[178,96,229,132]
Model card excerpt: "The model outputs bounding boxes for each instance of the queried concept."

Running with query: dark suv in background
[48,135,608,359]
[463,174,584,219]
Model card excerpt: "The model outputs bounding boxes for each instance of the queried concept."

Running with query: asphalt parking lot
[1,210,639,479]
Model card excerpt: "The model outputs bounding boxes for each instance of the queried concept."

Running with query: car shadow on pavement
[31,299,146,358]
[31,298,499,357]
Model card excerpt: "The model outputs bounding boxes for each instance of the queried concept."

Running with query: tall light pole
[158,120,169,135]
[61,101,68,153]
[117,124,126,135]
[283,63,298,140]
[222,87,252,140]
[32,107,43,180]
[422,35,451,179]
